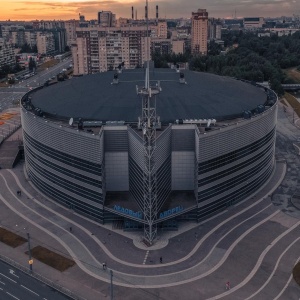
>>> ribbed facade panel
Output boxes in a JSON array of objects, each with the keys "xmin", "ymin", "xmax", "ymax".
[
  {"xmin": 172, "ymin": 151, "xmax": 195, "ymax": 190},
  {"xmin": 172, "ymin": 126, "xmax": 195, "ymax": 151},
  {"xmin": 104, "ymin": 127, "xmax": 128, "ymax": 152},
  {"xmin": 105, "ymin": 152, "xmax": 129, "ymax": 191},
  {"xmin": 195, "ymin": 105, "xmax": 277, "ymax": 220},
  {"xmin": 21, "ymin": 97, "xmax": 277, "ymax": 225},
  {"xmin": 22, "ymin": 110, "xmax": 103, "ymax": 164},
  {"xmin": 196, "ymin": 107, "xmax": 277, "ymax": 163},
  {"xmin": 156, "ymin": 126, "xmax": 172, "ymax": 210},
  {"xmin": 22, "ymin": 109, "xmax": 104, "ymax": 221},
  {"xmin": 128, "ymin": 126, "xmax": 143, "ymax": 169},
  {"xmin": 156, "ymin": 125, "xmax": 172, "ymax": 170}
]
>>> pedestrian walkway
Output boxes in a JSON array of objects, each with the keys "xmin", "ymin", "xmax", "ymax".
[{"xmin": 1, "ymin": 156, "xmax": 299, "ymax": 300}]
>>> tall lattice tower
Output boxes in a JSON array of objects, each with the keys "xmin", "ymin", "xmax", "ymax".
[{"xmin": 137, "ymin": 0, "xmax": 161, "ymax": 245}]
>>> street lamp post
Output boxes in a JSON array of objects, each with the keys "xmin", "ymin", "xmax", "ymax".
[
  {"xmin": 110, "ymin": 270, "xmax": 113, "ymax": 300},
  {"xmin": 27, "ymin": 232, "xmax": 33, "ymax": 272},
  {"xmin": 293, "ymin": 107, "xmax": 298, "ymax": 124}
]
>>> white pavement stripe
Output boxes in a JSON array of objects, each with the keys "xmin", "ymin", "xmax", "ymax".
[
  {"xmin": 9, "ymin": 166, "xmax": 283, "ymax": 270},
  {"xmin": 143, "ymin": 251, "xmax": 149, "ymax": 265},
  {"xmin": 6, "ymin": 292, "xmax": 20, "ymax": 300},
  {"xmin": 21, "ymin": 284, "xmax": 39, "ymax": 296},
  {"xmin": 205, "ymin": 220, "xmax": 300, "ymax": 300},
  {"xmin": 245, "ymin": 237, "xmax": 300, "ymax": 300},
  {"xmin": 0, "ymin": 167, "xmax": 286, "ymax": 288},
  {"xmin": 1, "ymin": 170, "xmax": 283, "ymax": 289},
  {"xmin": 273, "ymin": 273, "xmax": 295, "ymax": 300},
  {"xmin": 0, "ymin": 280, "xmax": 5, "ymax": 285},
  {"xmin": 0, "ymin": 273, "xmax": 17, "ymax": 283}
]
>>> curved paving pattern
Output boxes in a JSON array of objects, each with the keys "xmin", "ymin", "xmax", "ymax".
[{"xmin": 0, "ymin": 102, "xmax": 299, "ymax": 299}]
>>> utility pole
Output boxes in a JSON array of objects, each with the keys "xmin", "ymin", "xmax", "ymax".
[
  {"xmin": 110, "ymin": 270, "xmax": 113, "ymax": 300},
  {"xmin": 27, "ymin": 232, "xmax": 33, "ymax": 272}
]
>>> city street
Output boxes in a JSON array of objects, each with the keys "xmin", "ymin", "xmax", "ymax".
[
  {"xmin": 0, "ymin": 58, "xmax": 72, "ymax": 112},
  {"xmin": 0, "ymin": 260, "xmax": 71, "ymax": 300}
]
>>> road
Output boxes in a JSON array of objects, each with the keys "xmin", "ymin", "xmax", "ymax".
[
  {"xmin": 0, "ymin": 260, "xmax": 71, "ymax": 300},
  {"xmin": 0, "ymin": 58, "xmax": 72, "ymax": 112}
]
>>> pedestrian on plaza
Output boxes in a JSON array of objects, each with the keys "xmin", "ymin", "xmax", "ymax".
[
  {"xmin": 69, "ymin": 226, "xmax": 72, "ymax": 232},
  {"xmin": 225, "ymin": 281, "xmax": 231, "ymax": 290},
  {"xmin": 160, "ymin": 257, "xmax": 162, "ymax": 263},
  {"xmin": 103, "ymin": 262, "xmax": 107, "ymax": 270}
]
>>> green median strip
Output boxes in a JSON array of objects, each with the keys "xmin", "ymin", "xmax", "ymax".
[
  {"xmin": 0, "ymin": 228, "xmax": 27, "ymax": 248},
  {"xmin": 26, "ymin": 245, "xmax": 75, "ymax": 272}
]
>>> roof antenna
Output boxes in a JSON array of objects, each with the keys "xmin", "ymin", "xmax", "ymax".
[{"xmin": 145, "ymin": 0, "xmax": 150, "ymax": 90}]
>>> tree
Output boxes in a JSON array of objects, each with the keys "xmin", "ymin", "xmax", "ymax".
[{"xmin": 28, "ymin": 57, "xmax": 36, "ymax": 71}]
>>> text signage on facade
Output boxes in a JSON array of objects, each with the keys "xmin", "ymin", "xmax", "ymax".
[
  {"xmin": 113, "ymin": 205, "xmax": 143, "ymax": 219},
  {"xmin": 159, "ymin": 206, "xmax": 184, "ymax": 219}
]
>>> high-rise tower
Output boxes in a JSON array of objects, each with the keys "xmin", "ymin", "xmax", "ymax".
[{"xmin": 191, "ymin": 9, "xmax": 208, "ymax": 55}]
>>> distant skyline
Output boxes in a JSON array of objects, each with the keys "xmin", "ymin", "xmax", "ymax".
[{"xmin": 1, "ymin": 0, "xmax": 300, "ymax": 21}]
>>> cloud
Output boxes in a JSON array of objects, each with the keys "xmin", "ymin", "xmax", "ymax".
[{"xmin": 4, "ymin": 0, "xmax": 300, "ymax": 20}]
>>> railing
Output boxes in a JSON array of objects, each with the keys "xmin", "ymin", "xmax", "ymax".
[{"xmin": 0, "ymin": 254, "xmax": 87, "ymax": 300}]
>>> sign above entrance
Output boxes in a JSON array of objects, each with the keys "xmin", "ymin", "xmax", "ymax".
[
  {"xmin": 113, "ymin": 205, "xmax": 143, "ymax": 219},
  {"xmin": 159, "ymin": 206, "xmax": 184, "ymax": 219}
]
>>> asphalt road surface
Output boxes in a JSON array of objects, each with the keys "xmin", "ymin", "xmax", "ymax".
[
  {"xmin": 0, "ymin": 58, "xmax": 72, "ymax": 112},
  {"xmin": 0, "ymin": 260, "xmax": 72, "ymax": 300}
]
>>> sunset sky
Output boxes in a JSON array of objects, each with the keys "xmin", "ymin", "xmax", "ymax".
[{"xmin": 1, "ymin": 0, "xmax": 299, "ymax": 21}]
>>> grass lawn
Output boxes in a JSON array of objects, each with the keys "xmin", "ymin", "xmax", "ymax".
[
  {"xmin": 283, "ymin": 67, "xmax": 300, "ymax": 83},
  {"xmin": 0, "ymin": 228, "xmax": 27, "ymax": 248},
  {"xmin": 293, "ymin": 261, "xmax": 300, "ymax": 286},
  {"xmin": 26, "ymin": 245, "xmax": 75, "ymax": 272},
  {"xmin": 283, "ymin": 92, "xmax": 300, "ymax": 118}
]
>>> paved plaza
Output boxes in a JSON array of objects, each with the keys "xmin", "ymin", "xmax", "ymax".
[{"xmin": 0, "ymin": 102, "xmax": 300, "ymax": 299}]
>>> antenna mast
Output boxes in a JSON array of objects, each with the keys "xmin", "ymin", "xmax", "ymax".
[{"xmin": 137, "ymin": 0, "xmax": 160, "ymax": 245}]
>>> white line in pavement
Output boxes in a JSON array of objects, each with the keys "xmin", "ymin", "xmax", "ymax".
[
  {"xmin": 245, "ymin": 238, "xmax": 300, "ymax": 300},
  {"xmin": 0, "ymin": 280, "xmax": 5, "ymax": 285},
  {"xmin": 143, "ymin": 251, "xmax": 149, "ymax": 265},
  {"xmin": 0, "ymin": 174, "xmax": 282, "ymax": 288},
  {"xmin": 0, "ymin": 167, "xmax": 288, "ymax": 288},
  {"xmin": 0, "ymin": 273, "xmax": 17, "ymax": 283},
  {"xmin": 9, "ymin": 165, "xmax": 285, "ymax": 270},
  {"xmin": 206, "ymin": 221, "xmax": 300, "ymax": 300},
  {"xmin": 273, "ymin": 272, "xmax": 295, "ymax": 300},
  {"xmin": 21, "ymin": 284, "xmax": 39, "ymax": 296},
  {"xmin": 6, "ymin": 292, "xmax": 20, "ymax": 300}
]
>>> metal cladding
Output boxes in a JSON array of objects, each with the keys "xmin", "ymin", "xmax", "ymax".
[{"xmin": 21, "ymin": 68, "xmax": 278, "ymax": 242}]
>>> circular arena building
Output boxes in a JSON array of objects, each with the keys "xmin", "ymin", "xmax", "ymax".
[{"xmin": 20, "ymin": 68, "xmax": 277, "ymax": 236}]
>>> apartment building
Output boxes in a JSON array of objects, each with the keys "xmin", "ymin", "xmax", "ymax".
[
  {"xmin": 98, "ymin": 11, "xmax": 116, "ymax": 27},
  {"xmin": 11, "ymin": 30, "xmax": 37, "ymax": 48},
  {"xmin": 72, "ymin": 26, "xmax": 150, "ymax": 75},
  {"xmin": 64, "ymin": 20, "xmax": 79, "ymax": 46},
  {"xmin": 191, "ymin": 9, "xmax": 208, "ymax": 55},
  {"xmin": 0, "ymin": 38, "xmax": 16, "ymax": 68},
  {"xmin": 151, "ymin": 38, "xmax": 172, "ymax": 55},
  {"xmin": 36, "ymin": 32, "xmax": 55, "ymax": 55},
  {"xmin": 172, "ymin": 40, "xmax": 185, "ymax": 54},
  {"xmin": 150, "ymin": 21, "xmax": 168, "ymax": 38},
  {"xmin": 208, "ymin": 18, "xmax": 222, "ymax": 41},
  {"xmin": 243, "ymin": 17, "xmax": 265, "ymax": 29}
]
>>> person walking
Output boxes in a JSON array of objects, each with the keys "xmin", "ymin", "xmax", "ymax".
[
  {"xmin": 102, "ymin": 262, "xmax": 107, "ymax": 270},
  {"xmin": 160, "ymin": 257, "xmax": 162, "ymax": 263},
  {"xmin": 225, "ymin": 281, "xmax": 231, "ymax": 290}
]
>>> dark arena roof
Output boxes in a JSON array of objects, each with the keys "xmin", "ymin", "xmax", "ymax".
[{"xmin": 31, "ymin": 68, "xmax": 267, "ymax": 123}]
